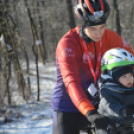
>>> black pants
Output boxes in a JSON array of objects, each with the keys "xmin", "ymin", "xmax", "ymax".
[{"xmin": 52, "ymin": 110, "xmax": 90, "ymax": 134}]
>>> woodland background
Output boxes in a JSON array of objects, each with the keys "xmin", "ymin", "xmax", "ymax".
[{"xmin": 0, "ymin": 0, "xmax": 134, "ymax": 104}]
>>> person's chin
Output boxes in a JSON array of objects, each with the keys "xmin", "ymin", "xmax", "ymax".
[
  {"xmin": 93, "ymin": 38, "xmax": 101, "ymax": 42},
  {"xmin": 126, "ymin": 83, "xmax": 133, "ymax": 88}
]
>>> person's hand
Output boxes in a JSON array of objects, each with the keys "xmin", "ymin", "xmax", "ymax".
[
  {"xmin": 120, "ymin": 108, "xmax": 134, "ymax": 116},
  {"xmin": 87, "ymin": 109, "xmax": 116, "ymax": 130}
]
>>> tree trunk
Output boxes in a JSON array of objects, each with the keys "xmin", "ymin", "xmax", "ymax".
[
  {"xmin": 113, "ymin": 0, "xmax": 121, "ymax": 36},
  {"xmin": 65, "ymin": 0, "xmax": 76, "ymax": 29}
]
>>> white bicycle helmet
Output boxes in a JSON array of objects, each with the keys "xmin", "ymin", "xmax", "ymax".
[{"xmin": 101, "ymin": 48, "xmax": 134, "ymax": 73}]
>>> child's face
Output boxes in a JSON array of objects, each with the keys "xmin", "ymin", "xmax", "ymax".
[{"xmin": 118, "ymin": 73, "xmax": 134, "ymax": 88}]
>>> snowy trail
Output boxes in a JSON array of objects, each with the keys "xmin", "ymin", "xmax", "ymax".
[
  {"xmin": 0, "ymin": 62, "xmax": 87, "ymax": 134},
  {"xmin": 0, "ymin": 62, "xmax": 56, "ymax": 134}
]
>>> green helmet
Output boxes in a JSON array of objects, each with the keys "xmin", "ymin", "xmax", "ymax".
[{"xmin": 101, "ymin": 48, "xmax": 134, "ymax": 73}]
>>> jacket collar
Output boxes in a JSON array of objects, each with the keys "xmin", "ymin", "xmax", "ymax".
[{"xmin": 100, "ymin": 74, "xmax": 134, "ymax": 94}]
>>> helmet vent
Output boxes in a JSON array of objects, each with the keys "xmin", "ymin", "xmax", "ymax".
[
  {"xmin": 111, "ymin": 54, "xmax": 122, "ymax": 59},
  {"xmin": 122, "ymin": 52, "xmax": 127, "ymax": 56}
]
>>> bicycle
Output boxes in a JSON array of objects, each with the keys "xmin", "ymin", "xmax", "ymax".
[{"xmin": 82, "ymin": 115, "xmax": 134, "ymax": 134}]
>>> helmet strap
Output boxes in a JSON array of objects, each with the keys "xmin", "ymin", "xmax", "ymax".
[{"xmin": 80, "ymin": 26, "xmax": 93, "ymax": 43}]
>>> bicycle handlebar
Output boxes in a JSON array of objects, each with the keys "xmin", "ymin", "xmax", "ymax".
[
  {"xmin": 106, "ymin": 115, "xmax": 134, "ymax": 134},
  {"xmin": 93, "ymin": 115, "xmax": 134, "ymax": 134},
  {"xmin": 115, "ymin": 115, "xmax": 134, "ymax": 127}
]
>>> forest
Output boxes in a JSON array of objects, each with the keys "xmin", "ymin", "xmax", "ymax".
[
  {"xmin": 0, "ymin": 0, "xmax": 134, "ymax": 104},
  {"xmin": 0, "ymin": 0, "xmax": 133, "ymax": 133}
]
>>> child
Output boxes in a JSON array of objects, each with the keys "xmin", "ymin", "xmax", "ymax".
[{"xmin": 98, "ymin": 48, "xmax": 134, "ymax": 133}]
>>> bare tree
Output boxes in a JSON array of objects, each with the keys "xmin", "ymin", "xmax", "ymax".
[
  {"xmin": 65, "ymin": 0, "xmax": 76, "ymax": 29},
  {"xmin": 113, "ymin": 0, "xmax": 121, "ymax": 36}
]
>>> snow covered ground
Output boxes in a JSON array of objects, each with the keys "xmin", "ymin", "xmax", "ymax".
[
  {"xmin": 0, "ymin": 62, "xmax": 89, "ymax": 134},
  {"xmin": 0, "ymin": 62, "xmax": 56, "ymax": 134}
]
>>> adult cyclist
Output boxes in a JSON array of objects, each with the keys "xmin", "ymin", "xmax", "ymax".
[{"xmin": 51, "ymin": 0, "xmax": 134, "ymax": 134}]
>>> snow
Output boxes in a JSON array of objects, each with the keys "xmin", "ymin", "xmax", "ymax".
[
  {"xmin": 0, "ymin": 62, "xmax": 56, "ymax": 134},
  {"xmin": 0, "ymin": 62, "xmax": 88, "ymax": 134}
]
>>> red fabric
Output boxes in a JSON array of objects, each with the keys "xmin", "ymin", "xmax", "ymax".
[{"xmin": 56, "ymin": 26, "xmax": 134, "ymax": 116}]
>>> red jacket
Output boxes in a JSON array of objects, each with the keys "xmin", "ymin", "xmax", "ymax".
[{"xmin": 51, "ymin": 26, "xmax": 134, "ymax": 116}]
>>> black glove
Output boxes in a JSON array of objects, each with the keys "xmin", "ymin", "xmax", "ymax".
[
  {"xmin": 120, "ymin": 108, "xmax": 134, "ymax": 116},
  {"xmin": 87, "ymin": 109, "xmax": 116, "ymax": 130}
]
